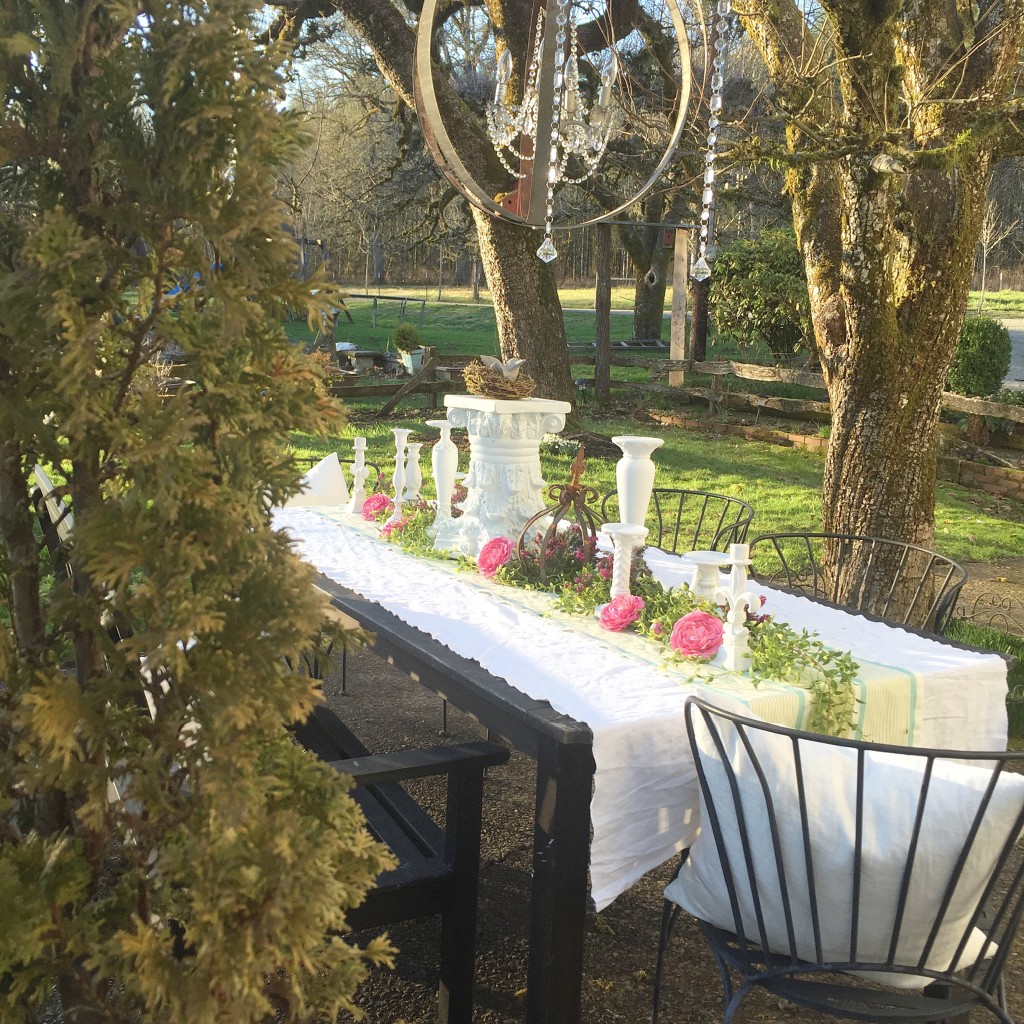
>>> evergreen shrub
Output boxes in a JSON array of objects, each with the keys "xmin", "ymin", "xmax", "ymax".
[
  {"xmin": 710, "ymin": 229, "xmax": 814, "ymax": 360},
  {"xmin": 946, "ymin": 316, "xmax": 1012, "ymax": 397},
  {"xmin": 392, "ymin": 322, "xmax": 423, "ymax": 352},
  {"xmin": 0, "ymin": 4, "xmax": 393, "ymax": 1022}
]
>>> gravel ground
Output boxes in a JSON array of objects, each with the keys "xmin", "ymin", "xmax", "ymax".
[{"xmin": 324, "ymin": 647, "xmax": 1024, "ymax": 1024}]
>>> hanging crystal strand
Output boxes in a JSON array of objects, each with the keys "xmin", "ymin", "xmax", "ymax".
[
  {"xmin": 691, "ymin": 0, "xmax": 732, "ymax": 282},
  {"xmin": 536, "ymin": 0, "xmax": 572, "ymax": 263}
]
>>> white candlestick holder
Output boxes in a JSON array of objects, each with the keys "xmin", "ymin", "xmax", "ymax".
[
  {"xmin": 403, "ymin": 442, "xmax": 424, "ymax": 502},
  {"xmin": 346, "ymin": 436, "xmax": 369, "ymax": 514},
  {"xmin": 714, "ymin": 543, "xmax": 758, "ymax": 673},
  {"xmin": 389, "ymin": 428, "xmax": 411, "ymax": 523},
  {"xmin": 601, "ymin": 522, "xmax": 648, "ymax": 599},
  {"xmin": 426, "ymin": 418, "xmax": 458, "ymax": 538}
]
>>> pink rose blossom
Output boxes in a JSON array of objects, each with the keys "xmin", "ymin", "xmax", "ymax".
[
  {"xmin": 670, "ymin": 610, "xmax": 725, "ymax": 660},
  {"xmin": 651, "ymin": 620, "xmax": 665, "ymax": 637},
  {"xmin": 380, "ymin": 516, "xmax": 409, "ymax": 538},
  {"xmin": 362, "ymin": 493, "xmax": 393, "ymax": 521},
  {"xmin": 478, "ymin": 536, "xmax": 515, "ymax": 578},
  {"xmin": 599, "ymin": 595, "xmax": 645, "ymax": 632}
]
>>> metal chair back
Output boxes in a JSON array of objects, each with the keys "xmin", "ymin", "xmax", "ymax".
[
  {"xmin": 601, "ymin": 488, "xmax": 754, "ymax": 553},
  {"xmin": 748, "ymin": 532, "xmax": 967, "ymax": 633},
  {"xmin": 654, "ymin": 698, "xmax": 1024, "ymax": 1024}
]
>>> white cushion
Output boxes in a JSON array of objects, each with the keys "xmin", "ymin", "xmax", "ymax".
[
  {"xmin": 667, "ymin": 705, "xmax": 1024, "ymax": 989},
  {"xmin": 284, "ymin": 452, "xmax": 349, "ymax": 507}
]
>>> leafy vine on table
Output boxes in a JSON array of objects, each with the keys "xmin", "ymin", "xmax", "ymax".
[{"xmin": 362, "ymin": 498, "xmax": 859, "ymax": 737}]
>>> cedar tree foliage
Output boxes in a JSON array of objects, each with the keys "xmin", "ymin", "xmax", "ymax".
[{"xmin": 0, "ymin": 3, "xmax": 393, "ymax": 1022}]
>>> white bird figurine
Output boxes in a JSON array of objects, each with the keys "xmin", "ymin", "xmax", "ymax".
[{"xmin": 480, "ymin": 355, "xmax": 527, "ymax": 380}]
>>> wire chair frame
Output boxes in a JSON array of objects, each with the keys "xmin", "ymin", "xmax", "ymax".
[
  {"xmin": 653, "ymin": 699, "xmax": 1024, "ymax": 1024},
  {"xmin": 601, "ymin": 489, "xmax": 754, "ymax": 553},
  {"xmin": 748, "ymin": 532, "xmax": 967, "ymax": 634}
]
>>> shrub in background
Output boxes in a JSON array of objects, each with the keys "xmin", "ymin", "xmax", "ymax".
[
  {"xmin": 391, "ymin": 321, "xmax": 423, "ymax": 352},
  {"xmin": 710, "ymin": 229, "xmax": 814, "ymax": 360},
  {"xmin": 0, "ymin": 4, "xmax": 392, "ymax": 1022},
  {"xmin": 946, "ymin": 316, "xmax": 1012, "ymax": 397}
]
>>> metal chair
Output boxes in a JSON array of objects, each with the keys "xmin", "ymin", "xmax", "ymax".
[
  {"xmin": 654, "ymin": 698, "xmax": 1024, "ymax": 1024},
  {"xmin": 748, "ymin": 532, "xmax": 967, "ymax": 634},
  {"xmin": 600, "ymin": 489, "xmax": 754, "ymax": 553}
]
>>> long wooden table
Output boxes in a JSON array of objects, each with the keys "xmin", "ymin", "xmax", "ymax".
[
  {"xmin": 279, "ymin": 507, "xmax": 1008, "ymax": 1024},
  {"xmin": 312, "ymin": 572, "xmax": 596, "ymax": 1024}
]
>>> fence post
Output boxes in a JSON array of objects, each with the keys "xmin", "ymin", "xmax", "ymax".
[
  {"xmin": 594, "ymin": 222, "xmax": 612, "ymax": 404},
  {"xmin": 669, "ymin": 229, "xmax": 690, "ymax": 386}
]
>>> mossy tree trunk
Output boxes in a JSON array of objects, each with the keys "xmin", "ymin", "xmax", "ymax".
[{"xmin": 742, "ymin": 0, "xmax": 1023, "ymax": 609}]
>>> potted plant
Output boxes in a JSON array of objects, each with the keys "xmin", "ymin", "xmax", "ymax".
[{"xmin": 392, "ymin": 321, "xmax": 426, "ymax": 373}]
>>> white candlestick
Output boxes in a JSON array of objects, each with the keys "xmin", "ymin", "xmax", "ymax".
[
  {"xmin": 403, "ymin": 442, "xmax": 424, "ymax": 502},
  {"xmin": 389, "ymin": 428, "xmax": 411, "ymax": 523},
  {"xmin": 346, "ymin": 436, "xmax": 368, "ymax": 514},
  {"xmin": 602, "ymin": 522, "xmax": 648, "ymax": 599},
  {"xmin": 714, "ymin": 544, "xmax": 758, "ymax": 673},
  {"xmin": 426, "ymin": 418, "xmax": 458, "ymax": 538}
]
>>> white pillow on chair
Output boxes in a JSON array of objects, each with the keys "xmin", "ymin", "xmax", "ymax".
[
  {"xmin": 667, "ymin": 708, "xmax": 1024, "ymax": 989},
  {"xmin": 283, "ymin": 452, "xmax": 349, "ymax": 507}
]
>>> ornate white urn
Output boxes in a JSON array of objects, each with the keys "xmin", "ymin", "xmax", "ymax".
[
  {"xmin": 433, "ymin": 395, "xmax": 571, "ymax": 556},
  {"xmin": 612, "ymin": 435, "xmax": 664, "ymax": 528}
]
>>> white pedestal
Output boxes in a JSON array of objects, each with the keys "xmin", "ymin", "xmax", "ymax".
[{"xmin": 433, "ymin": 395, "xmax": 572, "ymax": 557}]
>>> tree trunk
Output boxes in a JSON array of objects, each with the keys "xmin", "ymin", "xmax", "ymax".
[
  {"xmin": 619, "ymin": 218, "xmax": 671, "ymax": 341},
  {"xmin": 474, "ymin": 209, "xmax": 575, "ymax": 408},
  {"xmin": 794, "ymin": 152, "xmax": 990, "ymax": 607}
]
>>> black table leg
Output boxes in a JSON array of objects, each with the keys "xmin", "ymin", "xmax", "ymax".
[{"xmin": 526, "ymin": 737, "xmax": 596, "ymax": 1024}]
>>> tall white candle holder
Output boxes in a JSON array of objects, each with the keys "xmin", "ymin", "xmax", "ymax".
[
  {"xmin": 612, "ymin": 435, "xmax": 664, "ymax": 528},
  {"xmin": 426, "ymin": 418, "xmax": 459, "ymax": 538},
  {"xmin": 602, "ymin": 523, "xmax": 648, "ymax": 599},
  {"xmin": 389, "ymin": 428, "xmax": 411, "ymax": 524},
  {"xmin": 714, "ymin": 543, "xmax": 759, "ymax": 674},
  {"xmin": 346, "ymin": 436, "xmax": 369, "ymax": 514},
  {"xmin": 403, "ymin": 442, "xmax": 424, "ymax": 502}
]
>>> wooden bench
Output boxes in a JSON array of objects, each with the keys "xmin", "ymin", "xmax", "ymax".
[{"xmin": 293, "ymin": 704, "xmax": 509, "ymax": 1024}]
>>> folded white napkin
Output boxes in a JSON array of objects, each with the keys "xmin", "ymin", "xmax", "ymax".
[{"xmin": 284, "ymin": 452, "xmax": 349, "ymax": 507}]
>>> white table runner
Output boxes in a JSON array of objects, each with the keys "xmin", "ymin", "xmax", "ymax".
[{"xmin": 275, "ymin": 507, "xmax": 1008, "ymax": 910}]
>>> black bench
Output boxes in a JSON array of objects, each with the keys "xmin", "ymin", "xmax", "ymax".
[{"xmin": 293, "ymin": 703, "xmax": 509, "ymax": 1024}]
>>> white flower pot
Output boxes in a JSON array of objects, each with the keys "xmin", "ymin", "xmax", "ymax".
[{"xmin": 399, "ymin": 348, "xmax": 425, "ymax": 374}]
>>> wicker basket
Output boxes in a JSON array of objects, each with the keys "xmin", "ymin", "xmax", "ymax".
[{"xmin": 462, "ymin": 360, "xmax": 537, "ymax": 400}]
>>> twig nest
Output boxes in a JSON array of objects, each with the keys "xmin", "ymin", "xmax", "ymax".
[{"xmin": 463, "ymin": 360, "xmax": 536, "ymax": 400}]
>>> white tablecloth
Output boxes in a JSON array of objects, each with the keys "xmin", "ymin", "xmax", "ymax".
[{"xmin": 275, "ymin": 507, "xmax": 1008, "ymax": 911}]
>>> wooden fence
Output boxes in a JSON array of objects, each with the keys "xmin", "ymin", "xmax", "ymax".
[{"xmin": 568, "ymin": 352, "xmax": 1024, "ymax": 428}]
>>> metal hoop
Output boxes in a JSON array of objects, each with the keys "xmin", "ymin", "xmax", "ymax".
[{"xmin": 413, "ymin": 0, "xmax": 693, "ymax": 231}]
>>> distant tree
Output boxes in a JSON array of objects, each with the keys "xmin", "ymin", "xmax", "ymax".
[{"xmin": 0, "ymin": 4, "xmax": 392, "ymax": 1021}]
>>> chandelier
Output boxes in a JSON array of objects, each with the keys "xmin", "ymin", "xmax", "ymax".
[
  {"xmin": 485, "ymin": 0, "xmax": 619, "ymax": 262},
  {"xmin": 413, "ymin": 0, "xmax": 691, "ymax": 259}
]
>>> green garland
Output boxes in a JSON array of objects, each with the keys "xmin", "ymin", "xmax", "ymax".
[{"xmin": 364, "ymin": 501, "xmax": 859, "ymax": 737}]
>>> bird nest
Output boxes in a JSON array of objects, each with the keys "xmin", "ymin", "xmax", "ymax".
[{"xmin": 462, "ymin": 360, "xmax": 536, "ymax": 400}]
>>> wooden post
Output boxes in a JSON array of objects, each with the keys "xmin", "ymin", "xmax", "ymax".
[
  {"xmin": 594, "ymin": 223, "xmax": 612, "ymax": 404},
  {"xmin": 669, "ymin": 229, "xmax": 689, "ymax": 386}
]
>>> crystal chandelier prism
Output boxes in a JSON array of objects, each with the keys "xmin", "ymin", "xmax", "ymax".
[{"xmin": 485, "ymin": 0, "xmax": 619, "ymax": 262}]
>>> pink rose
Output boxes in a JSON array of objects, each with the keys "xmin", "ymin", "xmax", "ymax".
[
  {"xmin": 478, "ymin": 536, "xmax": 514, "ymax": 578},
  {"xmin": 670, "ymin": 610, "xmax": 725, "ymax": 660},
  {"xmin": 599, "ymin": 595, "xmax": 645, "ymax": 632},
  {"xmin": 362, "ymin": 493, "xmax": 393, "ymax": 521},
  {"xmin": 380, "ymin": 516, "xmax": 409, "ymax": 537}
]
